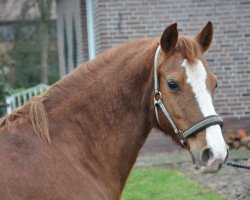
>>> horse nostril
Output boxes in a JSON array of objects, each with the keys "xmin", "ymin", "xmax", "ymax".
[{"xmin": 201, "ymin": 148, "xmax": 214, "ymax": 165}]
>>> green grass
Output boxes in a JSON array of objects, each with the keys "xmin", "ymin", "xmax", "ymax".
[{"xmin": 121, "ymin": 167, "xmax": 226, "ymax": 200}]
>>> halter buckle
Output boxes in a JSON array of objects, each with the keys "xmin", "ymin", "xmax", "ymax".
[
  {"xmin": 178, "ymin": 130, "xmax": 187, "ymax": 147},
  {"xmin": 154, "ymin": 91, "xmax": 162, "ymax": 102}
]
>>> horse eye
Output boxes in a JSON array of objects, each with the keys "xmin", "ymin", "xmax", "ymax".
[
  {"xmin": 167, "ymin": 80, "xmax": 180, "ymax": 91},
  {"xmin": 215, "ymin": 83, "xmax": 218, "ymax": 89}
]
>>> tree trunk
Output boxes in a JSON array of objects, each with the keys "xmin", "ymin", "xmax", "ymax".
[
  {"xmin": 39, "ymin": 22, "xmax": 49, "ymax": 85},
  {"xmin": 38, "ymin": 0, "xmax": 53, "ymax": 85}
]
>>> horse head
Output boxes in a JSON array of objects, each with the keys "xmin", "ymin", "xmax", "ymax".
[{"xmin": 154, "ymin": 22, "xmax": 228, "ymax": 173}]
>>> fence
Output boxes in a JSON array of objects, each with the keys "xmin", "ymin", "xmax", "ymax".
[{"xmin": 6, "ymin": 84, "xmax": 49, "ymax": 114}]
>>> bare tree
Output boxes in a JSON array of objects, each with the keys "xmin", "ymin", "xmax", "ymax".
[
  {"xmin": 17, "ymin": 0, "xmax": 54, "ymax": 85},
  {"xmin": 37, "ymin": 0, "xmax": 53, "ymax": 85}
]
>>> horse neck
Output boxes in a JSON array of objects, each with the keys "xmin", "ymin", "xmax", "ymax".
[{"xmin": 46, "ymin": 40, "xmax": 158, "ymax": 198}]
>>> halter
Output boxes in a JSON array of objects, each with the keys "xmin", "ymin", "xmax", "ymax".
[{"xmin": 153, "ymin": 45, "xmax": 223, "ymax": 146}]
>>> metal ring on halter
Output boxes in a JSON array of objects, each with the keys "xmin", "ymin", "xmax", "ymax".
[{"xmin": 154, "ymin": 91, "xmax": 162, "ymax": 102}]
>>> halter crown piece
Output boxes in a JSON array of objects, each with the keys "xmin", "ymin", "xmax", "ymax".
[{"xmin": 153, "ymin": 45, "xmax": 223, "ymax": 146}]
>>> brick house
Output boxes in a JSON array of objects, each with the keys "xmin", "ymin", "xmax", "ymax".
[{"xmin": 56, "ymin": 0, "xmax": 250, "ymax": 126}]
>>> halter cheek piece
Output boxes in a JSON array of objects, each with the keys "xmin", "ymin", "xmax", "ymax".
[{"xmin": 153, "ymin": 45, "xmax": 223, "ymax": 146}]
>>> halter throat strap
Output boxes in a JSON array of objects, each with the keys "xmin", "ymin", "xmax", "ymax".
[{"xmin": 153, "ymin": 45, "xmax": 223, "ymax": 144}]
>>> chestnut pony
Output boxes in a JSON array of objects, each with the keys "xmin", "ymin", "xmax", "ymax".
[{"xmin": 0, "ymin": 22, "xmax": 228, "ymax": 199}]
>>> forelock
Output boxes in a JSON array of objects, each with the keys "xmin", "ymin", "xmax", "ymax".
[{"xmin": 177, "ymin": 36, "xmax": 201, "ymax": 64}]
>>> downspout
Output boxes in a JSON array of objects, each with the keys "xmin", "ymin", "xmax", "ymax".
[{"xmin": 86, "ymin": 0, "xmax": 96, "ymax": 60}]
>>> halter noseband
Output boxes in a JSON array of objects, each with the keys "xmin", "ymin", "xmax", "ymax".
[{"xmin": 153, "ymin": 45, "xmax": 223, "ymax": 146}]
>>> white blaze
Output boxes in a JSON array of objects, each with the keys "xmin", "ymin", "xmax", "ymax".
[{"xmin": 182, "ymin": 59, "xmax": 228, "ymax": 162}]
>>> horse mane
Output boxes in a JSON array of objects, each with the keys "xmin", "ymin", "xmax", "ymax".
[
  {"xmin": 0, "ymin": 95, "xmax": 50, "ymax": 143},
  {"xmin": 177, "ymin": 36, "xmax": 201, "ymax": 64}
]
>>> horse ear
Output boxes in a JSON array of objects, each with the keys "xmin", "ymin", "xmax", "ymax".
[
  {"xmin": 160, "ymin": 23, "xmax": 178, "ymax": 52},
  {"xmin": 196, "ymin": 21, "xmax": 213, "ymax": 52}
]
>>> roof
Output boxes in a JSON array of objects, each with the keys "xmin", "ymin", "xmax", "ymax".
[{"xmin": 0, "ymin": 0, "xmax": 56, "ymax": 23}]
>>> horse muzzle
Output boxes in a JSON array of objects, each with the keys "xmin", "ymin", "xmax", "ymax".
[{"xmin": 192, "ymin": 147, "xmax": 229, "ymax": 173}]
